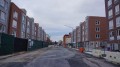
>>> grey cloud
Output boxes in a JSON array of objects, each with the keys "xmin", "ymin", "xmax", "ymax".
[{"xmin": 12, "ymin": 0, "xmax": 105, "ymax": 41}]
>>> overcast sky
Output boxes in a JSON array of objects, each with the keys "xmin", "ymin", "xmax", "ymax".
[{"xmin": 12, "ymin": 0, "xmax": 105, "ymax": 41}]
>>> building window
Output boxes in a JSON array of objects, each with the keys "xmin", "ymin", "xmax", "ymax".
[
  {"xmin": 0, "ymin": 0, "xmax": 5, "ymax": 7},
  {"xmin": 27, "ymin": 27, "xmax": 30, "ymax": 33},
  {"xmin": 96, "ymin": 20, "xmax": 100, "ymax": 25},
  {"xmin": 35, "ymin": 32, "xmax": 36, "ymax": 36},
  {"xmin": 115, "ymin": 4, "xmax": 119, "ymax": 15},
  {"xmin": 22, "ymin": 24, "xmax": 25, "ymax": 31},
  {"xmin": 0, "ymin": 25, "xmax": 5, "ymax": 33},
  {"xmin": 108, "ymin": 0, "xmax": 112, "ymax": 7},
  {"xmin": 116, "ymin": 16, "xmax": 120, "ymax": 27},
  {"xmin": 27, "ymin": 21, "xmax": 30, "ymax": 26},
  {"xmin": 13, "ymin": 11, "xmax": 18, "ymax": 19},
  {"xmin": 96, "ymin": 27, "xmax": 100, "ymax": 32},
  {"xmin": 108, "ymin": 9, "xmax": 113, "ymax": 18},
  {"xmin": 21, "ymin": 32, "xmax": 25, "ymax": 38},
  {"xmin": 5, "ymin": 1, "xmax": 8, "ymax": 10},
  {"xmin": 22, "ymin": 15, "xmax": 26, "ymax": 23},
  {"xmin": 109, "ymin": 31, "xmax": 114, "ymax": 40},
  {"xmin": 96, "ymin": 34, "xmax": 100, "ymax": 39},
  {"xmin": 11, "ymin": 30, "xmax": 16, "ymax": 37},
  {"xmin": 0, "ymin": 11, "xmax": 5, "ymax": 21},
  {"xmin": 117, "ymin": 29, "xmax": 120, "ymax": 36},
  {"xmin": 109, "ymin": 31, "xmax": 114, "ymax": 37},
  {"xmin": 12, "ymin": 20, "xmax": 17, "ymax": 28},
  {"xmin": 109, "ymin": 20, "xmax": 114, "ymax": 29}
]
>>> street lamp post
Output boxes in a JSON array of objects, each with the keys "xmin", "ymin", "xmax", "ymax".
[
  {"xmin": 64, "ymin": 25, "xmax": 74, "ymax": 30},
  {"xmin": 64, "ymin": 25, "xmax": 74, "ymax": 47}
]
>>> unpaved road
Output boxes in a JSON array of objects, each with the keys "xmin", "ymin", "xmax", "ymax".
[{"xmin": 0, "ymin": 47, "xmax": 119, "ymax": 67}]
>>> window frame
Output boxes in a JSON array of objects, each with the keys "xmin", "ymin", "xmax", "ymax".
[
  {"xmin": 96, "ymin": 34, "xmax": 100, "ymax": 39},
  {"xmin": 109, "ymin": 20, "xmax": 114, "ymax": 29},
  {"xmin": 117, "ymin": 29, "xmax": 120, "ymax": 36},
  {"xmin": 108, "ymin": 9, "xmax": 113, "ymax": 18},
  {"xmin": 13, "ymin": 11, "xmax": 18, "ymax": 19},
  {"xmin": 0, "ymin": 25, "xmax": 5, "ymax": 33},
  {"xmin": 115, "ymin": 4, "xmax": 119, "ymax": 15},
  {"xmin": 96, "ymin": 20, "xmax": 100, "ymax": 25},
  {"xmin": 0, "ymin": 11, "xmax": 6, "ymax": 21},
  {"xmin": 116, "ymin": 16, "xmax": 120, "ymax": 27},
  {"xmin": 95, "ymin": 27, "xmax": 100, "ymax": 32},
  {"xmin": 108, "ymin": 0, "xmax": 112, "ymax": 7},
  {"xmin": 12, "ymin": 20, "xmax": 17, "ymax": 28}
]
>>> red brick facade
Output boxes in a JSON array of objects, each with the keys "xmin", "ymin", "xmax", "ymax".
[
  {"xmin": 34, "ymin": 23, "xmax": 39, "ymax": 40},
  {"xmin": 63, "ymin": 34, "xmax": 71, "ymax": 48},
  {"xmin": 83, "ymin": 16, "xmax": 107, "ymax": 50},
  {"xmin": 8, "ymin": 2, "xmax": 22, "ymax": 38},
  {"xmin": 105, "ymin": 0, "xmax": 120, "ymax": 51}
]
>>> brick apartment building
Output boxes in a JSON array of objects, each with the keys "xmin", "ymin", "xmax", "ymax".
[
  {"xmin": 43, "ymin": 30, "xmax": 47, "ymax": 41},
  {"xmin": 79, "ymin": 23, "xmax": 82, "ymax": 43},
  {"xmin": 71, "ymin": 31, "xmax": 74, "ymax": 43},
  {"xmin": 63, "ymin": 33, "xmax": 71, "ymax": 48},
  {"xmin": 76, "ymin": 23, "xmax": 82, "ymax": 47},
  {"xmin": 82, "ymin": 16, "xmax": 107, "ymax": 51},
  {"xmin": 37, "ymin": 27, "xmax": 41, "ymax": 41},
  {"xmin": 39, "ymin": 27, "xmax": 43, "ymax": 41},
  {"xmin": 30, "ymin": 18, "xmax": 35, "ymax": 39},
  {"xmin": 76, "ymin": 26, "xmax": 79, "ymax": 43},
  {"xmin": 8, "ymin": 2, "xmax": 22, "ymax": 37},
  {"xmin": 26, "ymin": 16, "xmax": 31, "ymax": 39},
  {"xmin": 71, "ymin": 29, "xmax": 76, "ymax": 43},
  {"xmin": 81, "ymin": 22, "xmax": 85, "ymax": 43},
  {"xmin": 20, "ymin": 9, "xmax": 27, "ymax": 39},
  {"xmin": 76, "ymin": 26, "xmax": 81, "ymax": 47},
  {"xmin": 64, "ymin": 17, "xmax": 107, "ymax": 50},
  {"xmin": 105, "ymin": 0, "xmax": 120, "ymax": 51},
  {"xmin": 25, "ymin": 16, "xmax": 35, "ymax": 39},
  {"xmin": 41, "ymin": 29, "xmax": 45, "ymax": 41},
  {"xmin": 8, "ymin": 2, "xmax": 27, "ymax": 39},
  {"xmin": 34, "ymin": 23, "xmax": 39, "ymax": 40},
  {"xmin": 0, "ymin": 0, "xmax": 11, "ymax": 34},
  {"xmin": 0, "ymin": 1, "xmax": 49, "ymax": 41}
]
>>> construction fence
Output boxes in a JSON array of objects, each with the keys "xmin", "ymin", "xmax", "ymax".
[{"xmin": 0, "ymin": 33, "xmax": 49, "ymax": 56}]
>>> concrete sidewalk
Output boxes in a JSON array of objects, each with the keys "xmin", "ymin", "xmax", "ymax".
[{"xmin": 0, "ymin": 52, "xmax": 26, "ymax": 60}]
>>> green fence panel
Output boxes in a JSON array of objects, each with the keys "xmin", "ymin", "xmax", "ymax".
[
  {"xmin": 0, "ymin": 33, "xmax": 14, "ymax": 55},
  {"xmin": 42, "ymin": 42, "xmax": 49, "ymax": 48},
  {"xmin": 27, "ymin": 39, "xmax": 43, "ymax": 51}
]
